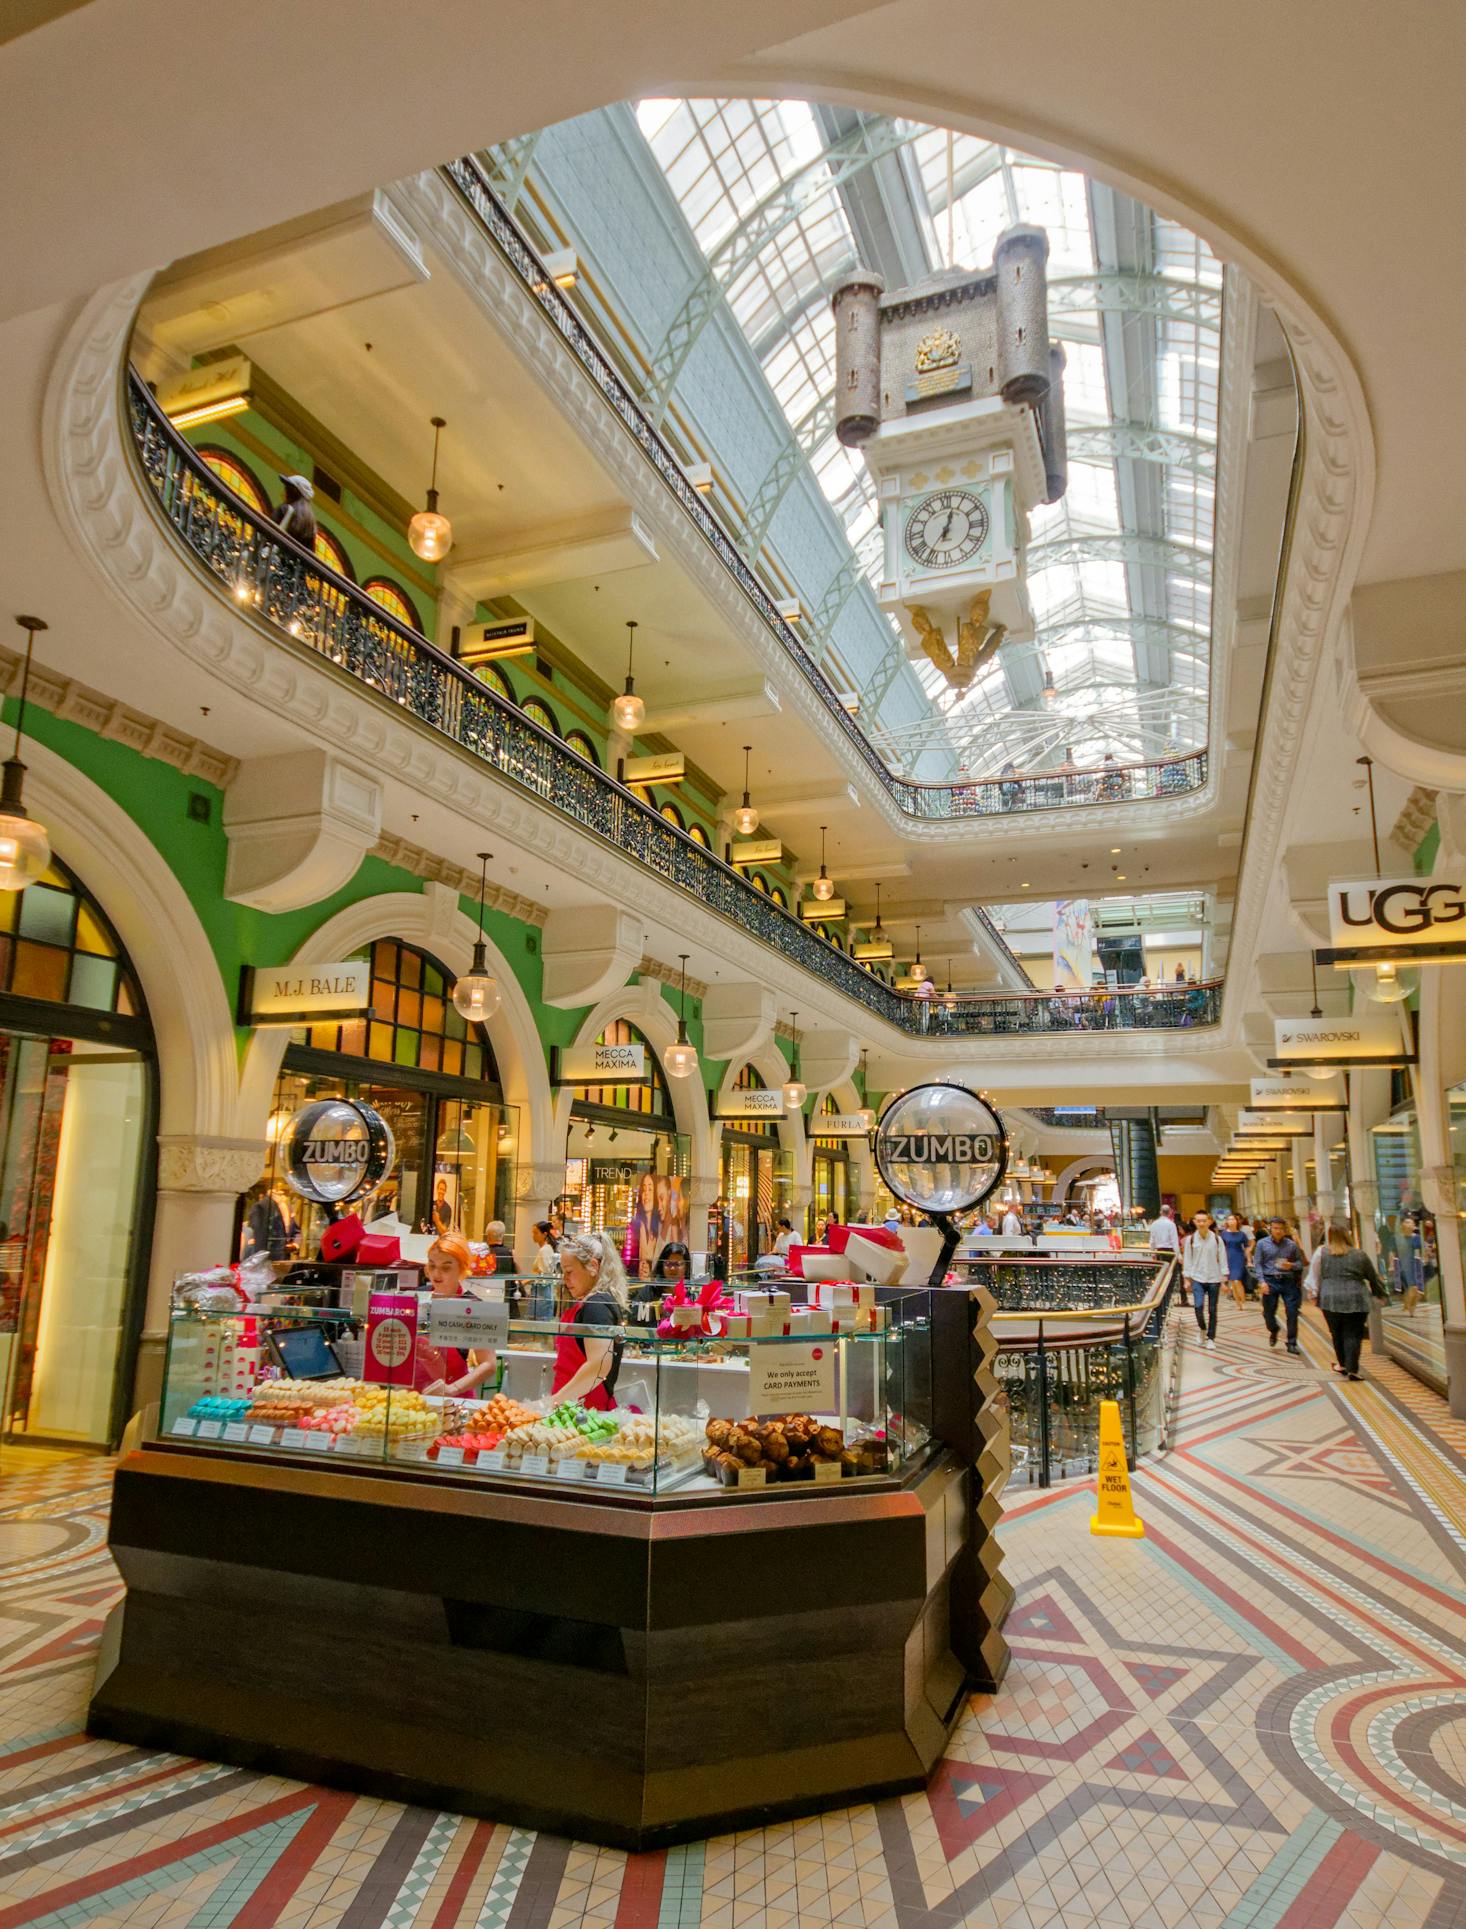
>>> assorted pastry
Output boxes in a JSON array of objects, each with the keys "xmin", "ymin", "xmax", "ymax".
[{"xmin": 701, "ymin": 1414, "xmax": 887, "ymax": 1484}]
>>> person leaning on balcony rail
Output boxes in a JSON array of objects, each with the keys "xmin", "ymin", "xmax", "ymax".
[
  {"xmin": 998, "ymin": 759, "xmax": 1022, "ymax": 810},
  {"xmin": 1309, "ymin": 1222, "xmax": 1385, "ymax": 1380},
  {"xmin": 1182, "ymin": 1209, "xmax": 1228, "ymax": 1347},
  {"xmin": 274, "ymin": 473, "xmax": 317, "ymax": 550},
  {"xmin": 1097, "ymin": 751, "xmax": 1129, "ymax": 801}
]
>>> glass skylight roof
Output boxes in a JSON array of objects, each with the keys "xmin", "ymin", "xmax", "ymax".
[{"xmin": 633, "ymin": 98, "xmax": 1223, "ymax": 781}]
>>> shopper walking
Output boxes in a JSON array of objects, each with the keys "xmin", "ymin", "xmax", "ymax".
[
  {"xmin": 1183, "ymin": 1210, "xmax": 1228, "ymax": 1345},
  {"xmin": 1313, "ymin": 1222, "xmax": 1385, "ymax": 1380},
  {"xmin": 1220, "ymin": 1211, "xmax": 1253, "ymax": 1304},
  {"xmin": 1148, "ymin": 1204, "xmax": 1181, "ymax": 1259},
  {"xmin": 1254, "ymin": 1215, "xmax": 1307, "ymax": 1354}
]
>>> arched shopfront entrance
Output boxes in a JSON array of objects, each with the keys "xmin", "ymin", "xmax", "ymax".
[
  {"xmin": 242, "ymin": 936, "xmax": 518, "ymax": 1258},
  {"xmin": 718, "ymin": 1064, "xmax": 795, "ymax": 1269},
  {"xmin": 0, "ymin": 855, "xmax": 156, "ymax": 1448}
]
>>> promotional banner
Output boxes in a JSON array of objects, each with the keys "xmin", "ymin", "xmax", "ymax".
[
  {"xmin": 364, "ymin": 1291, "xmax": 418, "ymax": 1386},
  {"xmin": 1270, "ymin": 1011, "xmax": 1414, "ymax": 1067},
  {"xmin": 1249, "ymin": 1076, "xmax": 1345, "ymax": 1113},
  {"xmin": 1053, "ymin": 899, "xmax": 1096, "ymax": 989},
  {"xmin": 1320, "ymin": 875, "xmax": 1466, "ymax": 964}
]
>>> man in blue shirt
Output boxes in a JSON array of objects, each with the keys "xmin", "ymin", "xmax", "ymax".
[{"xmin": 1254, "ymin": 1216, "xmax": 1306, "ymax": 1353}]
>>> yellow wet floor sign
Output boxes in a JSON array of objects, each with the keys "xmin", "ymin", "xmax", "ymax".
[{"xmin": 1090, "ymin": 1399, "xmax": 1144, "ymax": 1538}]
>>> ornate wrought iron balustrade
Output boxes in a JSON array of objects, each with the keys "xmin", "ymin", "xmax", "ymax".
[
  {"xmin": 440, "ymin": 156, "xmax": 1209, "ymax": 822},
  {"xmin": 125, "ymin": 368, "xmax": 1220, "ymax": 1039}
]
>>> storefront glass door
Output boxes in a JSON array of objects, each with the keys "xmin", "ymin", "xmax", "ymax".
[{"xmin": 0, "ymin": 1035, "xmax": 149, "ymax": 1444}]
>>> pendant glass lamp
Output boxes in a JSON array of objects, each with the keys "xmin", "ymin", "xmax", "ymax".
[
  {"xmin": 733, "ymin": 745, "xmax": 759, "ymax": 836},
  {"xmin": 0, "ymin": 618, "xmax": 52, "ymax": 892},
  {"xmin": 452, "ymin": 852, "xmax": 502, "ymax": 1022},
  {"xmin": 781, "ymin": 1011, "xmax": 806, "ymax": 1111},
  {"xmin": 911, "ymin": 924, "xmax": 930, "ymax": 983},
  {"xmin": 942, "ymin": 965, "xmax": 957, "ymax": 1009},
  {"xmin": 407, "ymin": 416, "xmax": 453, "ymax": 561},
  {"xmin": 1362, "ymin": 960, "xmax": 1415, "ymax": 1004},
  {"xmin": 1040, "ymin": 660, "xmax": 1058, "ymax": 704},
  {"xmin": 871, "ymin": 880, "xmax": 886, "ymax": 941},
  {"xmin": 610, "ymin": 620, "xmax": 646, "ymax": 732},
  {"xmin": 665, "ymin": 952, "xmax": 699, "ymax": 1079},
  {"xmin": 812, "ymin": 824, "xmax": 835, "ymax": 901}
]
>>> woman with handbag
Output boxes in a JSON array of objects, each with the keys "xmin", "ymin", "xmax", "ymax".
[{"xmin": 1312, "ymin": 1223, "xmax": 1386, "ymax": 1381}]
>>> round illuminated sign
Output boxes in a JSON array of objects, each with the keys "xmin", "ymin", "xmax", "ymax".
[
  {"xmin": 282, "ymin": 1098, "xmax": 395, "ymax": 1205},
  {"xmin": 874, "ymin": 1082, "xmax": 1007, "ymax": 1215}
]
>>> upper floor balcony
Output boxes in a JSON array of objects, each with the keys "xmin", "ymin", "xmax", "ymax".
[{"xmin": 126, "ymin": 364, "xmax": 1221, "ymax": 1041}]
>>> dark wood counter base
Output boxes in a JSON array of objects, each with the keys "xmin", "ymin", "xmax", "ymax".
[{"xmin": 90, "ymin": 1445, "xmax": 978, "ymax": 1850}]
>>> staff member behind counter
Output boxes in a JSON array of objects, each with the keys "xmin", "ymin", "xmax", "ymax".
[
  {"xmin": 415, "ymin": 1234, "xmax": 500, "ymax": 1399},
  {"xmin": 551, "ymin": 1231, "xmax": 628, "ymax": 1410}
]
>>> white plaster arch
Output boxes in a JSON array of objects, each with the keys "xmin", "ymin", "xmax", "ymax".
[
  {"xmin": 235, "ymin": 886, "xmax": 554, "ymax": 1167},
  {"xmin": 1052, "ymin": 1154, "xmax": 1114, "ymax": 1201},
  {"xmin": 550, "ymin": 978, "xmax": 714, "ymax": 1191},
  {"xmin": 21, "ymin": 733, "xmax": 238, "ymax": 1144}
]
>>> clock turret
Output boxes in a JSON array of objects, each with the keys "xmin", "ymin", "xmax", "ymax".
[{"xmin": 832, "ymin": 227, "xmax": 1068, "ymax": 691}]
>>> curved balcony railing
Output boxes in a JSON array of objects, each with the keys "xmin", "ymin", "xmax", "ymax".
[
  {"xmin": 910, "ymin": 981, "xmax": 1221, "ymax": 1033},
  {"xmin": 441, "ymin": 156, "xmax": 1209, "ymax": 823},
  {"xmin": 126, "ymin": 368, "xmax": 1221, "ymax": 1040}
]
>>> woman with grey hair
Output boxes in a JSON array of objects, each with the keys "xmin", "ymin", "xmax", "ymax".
[
  {"xmin": 549, "ymin": 1230, "xmax": 628, "ymax": 1410},
  {"xmin": 1313, "ymin": 1221, "xmax": 1385, "ymax": 1380}
]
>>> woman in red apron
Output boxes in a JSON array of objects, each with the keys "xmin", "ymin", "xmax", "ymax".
[
  {"xmin": 550, "ymin": 1231, "xmax": 627, "ymax": 1411},
  {"xmin": 415, "ymin": 1234, "xmax": 500, "ymax": 1398}
]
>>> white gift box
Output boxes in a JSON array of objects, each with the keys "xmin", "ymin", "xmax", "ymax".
[{"xmin": 722, "ymin": 1313, "xmax": 752, "ymax": 1339}]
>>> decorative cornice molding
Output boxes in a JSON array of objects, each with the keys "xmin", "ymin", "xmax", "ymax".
[
  {"xmin": 0, "ymin": 639, "xmax": 237, "ymax": 788},
  {"xmin": 157, "ymin": 1136, "xmax": 265, "ymax": 1195},
  {"xmin": 371, "ymin": 832, "xmax": 548, "ymax": 926}
]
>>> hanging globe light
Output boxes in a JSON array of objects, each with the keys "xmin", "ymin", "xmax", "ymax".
[
  {"xmin": 664, "ymin": 953, "xmax": 699, "ymax": 1079},
  {"xmin": 407, "ymin": 416, "xmax": 453, "ymax": 561},
  {"xmin": 811, "ymin": 824, "xmax": 835, "ymax": 901},
  {"xmin": 610, "ymin": 620, "xmax": 646, "ymax": 732},
  {"xmin": 452, "ymin": 851, "xmax": 502, "ymax": 1022},
  {"xmin": 0, "ymin": 618, "xmax": 52, "ymax": 892},
  {"xmin": 781, "ymin": 1010, "xmax": 806, "ymax": 1110},
  {"xmin": 732, "ymin": 744, "xmax": 759, "ymax": 836},
  {"xmin": 1362, "ymin": 960, "xmax": 1415, "ymax": 1004}
]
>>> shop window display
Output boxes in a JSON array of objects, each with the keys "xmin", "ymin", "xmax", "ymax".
[
  {"xmin": 560, "ymin": 1021, "xmax": 691, "ymax": 1276},
  {"xmin": 0, "ymin": 858, "xmax": 153, "ymax": 1448},
  {"xmin": 1373, "ymin": 1106, "xmax": 1446, "ymax": 1394},
  {"xmin": 719, "ymin": 1064, "xmax": 797, "ymax": 1268}
]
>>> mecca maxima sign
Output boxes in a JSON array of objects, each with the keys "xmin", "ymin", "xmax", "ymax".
[
  {"xmin": 716, "ymin": 1087, "xmax": 786, "ymax": 1120},
  {"xmin": 240, "ymin": 960, "xmax": 370, "ymax": 1026},
  {"xmin": 1268, "ymin": 1011, "xmax": 1414, "ymax": 1069},
  {"xmin": 1249, "ymin": 1076, "xmax": 1346, "ymax": 1114},
  {"xmin": 1318, "ymin": 875, "xmax": 1466, "ymax": 966},
  {"xmin": 551, "ymin": 1041, "xmax": 649, "ymax": 1084}
]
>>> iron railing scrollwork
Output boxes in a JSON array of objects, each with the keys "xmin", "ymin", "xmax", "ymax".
[
  {"xmin": 440, "ymin": 155, "xmax": 1209, "ymax": 823},
  {"xmin": 125, "ymin": 367, "xmax": 1221, "ymax": 1039}
]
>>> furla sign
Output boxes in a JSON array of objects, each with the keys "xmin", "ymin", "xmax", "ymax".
[{"xmin": 1319, "ymin": 877, "xmax": 1466, "ymax": 965}]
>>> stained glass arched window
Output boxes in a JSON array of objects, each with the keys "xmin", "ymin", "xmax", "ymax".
[
  {"xmin": 565, "ymin": 729, "xmax": 600, "ymax": 766},
  {"xmin": 687, "ymin": 820, "xmax": 710, "ymax": 847},
  {"xmin": 364, "ymin": 578, "xmax": 423, "ymax": 633},
  {"xmin": 573, "ymin": 1018, "xmax": 673, "ymax": 1121},
  {"xmin": 0, "ymin": 857, "xmax": 144, "ymax": 1019},
  {"xmin": 475, "ymin": 663, "xmax": 513, "ymax": 700},
  {"xmin": 522, "ymin": 697, "xmax": 559, "ymax": 735},
  {"xmin": 293, "ymin": 939, "xmax": 497, "ymax": 1085},
  {"xmin": 750, "ymin": 872, "xmax": 769, "ymax": 893},
  {"xmin": 659, "ymin": 800, "xmax": 684, "ymax": 830},
  {"xmin": 771, "ymin": 885, "xmax": 787, "ymax": 908},
  {"xmin": 198, "ymin": 447, "xmax": 270, "ymax": 515},
  {"xmin": 313, "ymin": 529, "xmax": 354, "ymax": 581}
]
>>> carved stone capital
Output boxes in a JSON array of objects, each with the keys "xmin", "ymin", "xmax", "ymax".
[
  {"xmin": 687, "ymin": 1177, "xmax": 722, "ymax": 1209},
  {"xmin": 1351, "ymin": 1180, "xmax": 1380, "ymax": 1213},
  {"xmin": 157, "ymin": 1136, "xmax": 265, "ymax": 1195},
  {"xmin": 514, "ymin": 1161, "xmax": 571, "ymax": 1206},
  {"xmin": 1420, "ymin": 1164, "xmax": 1458, "ymax": 1216}
]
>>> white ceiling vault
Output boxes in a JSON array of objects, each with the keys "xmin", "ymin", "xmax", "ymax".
[{"xmin": 610, "ymin": 97, "xmax": 1221, "ymax": 781}]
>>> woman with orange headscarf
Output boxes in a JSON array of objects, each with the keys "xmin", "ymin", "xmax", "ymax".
[{"xmin": 414, "ymin": 1234, "xmax": 500, "ymax": 1397}]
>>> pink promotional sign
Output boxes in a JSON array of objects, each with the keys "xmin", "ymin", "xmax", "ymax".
[{"xmin": 364, "ymin": 1291, "xmax": 418, "ymax": 1386}]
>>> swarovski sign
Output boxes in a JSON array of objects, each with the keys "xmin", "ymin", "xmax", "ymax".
[
  {"xmin": 1250, "ymin": 1076, "xmax": 1346, "ymax": 1113},
  {"xmin": 874, "ymin": 1082, "xmax": 1007, "ymax": 1215},
  {"xmin": 1269, "ymin": 1011, "xmax": 1414, "ymax": 1068},
  {"xmin": 1319, "ymin": 876, "xmax": 1466, "ymax": 965}
]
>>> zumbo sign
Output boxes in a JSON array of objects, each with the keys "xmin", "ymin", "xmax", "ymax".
[
  {"xmin": 1321, "ymin": 876, "xmax": 1466, "ymax": 964},
  {"xmin": 283, "ymin": 1099, "xmax": 395, "ymax": 1205},
  {"xmin": 875, "ymin": 1083, "xmax": 1007, "ymax": 1215}
]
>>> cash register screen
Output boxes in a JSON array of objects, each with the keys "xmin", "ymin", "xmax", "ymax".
[{"xmin": 267, "ymin": 1324, "xmax": 344, "ymax": 1381}]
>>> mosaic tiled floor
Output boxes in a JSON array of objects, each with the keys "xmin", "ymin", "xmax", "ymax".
[{"xmin": 2, "ymin": 1300, "xmax": 1465, "ymax": 1929}]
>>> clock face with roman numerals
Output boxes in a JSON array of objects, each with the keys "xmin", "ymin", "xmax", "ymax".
[{"xmin": 903, "ymin": 489, "xmax": 990, "ymax": 570}]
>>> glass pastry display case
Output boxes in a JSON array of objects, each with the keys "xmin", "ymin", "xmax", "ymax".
[{"xmin": 155, "ymin": 1291, "xmax": 933, "ymax": 1501}]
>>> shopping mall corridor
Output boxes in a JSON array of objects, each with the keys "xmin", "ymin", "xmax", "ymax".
[{"xmin": 1, "ymin": 1304, "xmax": 1463, "ymax": 1929}]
